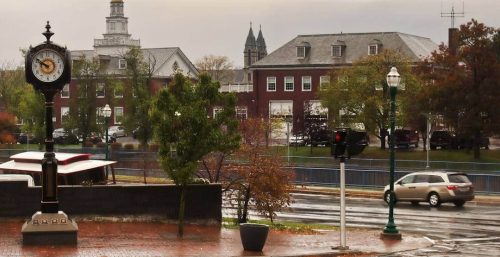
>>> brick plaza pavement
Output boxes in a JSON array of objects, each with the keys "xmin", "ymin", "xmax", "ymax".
[{"xmin": 0, "ymin": 218, "xmax": 431, "ymax": 257}]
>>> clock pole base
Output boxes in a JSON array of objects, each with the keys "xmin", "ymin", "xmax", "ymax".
[{"xmin": 22, "ymin": 211, "xmax": 78, "ymax": 245}]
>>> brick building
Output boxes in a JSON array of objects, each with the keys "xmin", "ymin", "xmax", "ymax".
[
  {"xmin": 54, "ymin": 0, "xmax": 198, "ymax": 128},
  {"xmin": 235, "ymin": 32, "xmax": 438, "ymax": 136}
]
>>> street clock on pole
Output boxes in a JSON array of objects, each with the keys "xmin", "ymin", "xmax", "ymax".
[{"xmin": 25, "ymin": 21, "xmax": 71, "ymax": 93}]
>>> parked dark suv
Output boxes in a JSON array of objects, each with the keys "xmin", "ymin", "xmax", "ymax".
[
  {"xmin": 455, "ymin": 134, "xmax": 490, "ymax": 150},
  {"xmin": 390, "ymin": 129, "xmax": 419, "ymax": 148},
  {"xmin": 430, "ymin": 130, "xmax": 455, "ymax": 150}
]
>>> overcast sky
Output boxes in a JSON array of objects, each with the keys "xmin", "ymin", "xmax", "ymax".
[{"xmin": 1, "ymin": 0, "xmax": 499, "ymax": 68}]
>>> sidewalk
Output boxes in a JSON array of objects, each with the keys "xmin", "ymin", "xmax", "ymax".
[{"xmin": 0, "ymin": 218, "xmax": 431, "ymax": 257}]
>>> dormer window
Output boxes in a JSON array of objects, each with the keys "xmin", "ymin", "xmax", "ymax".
[
  {"xmin": 296, "ymin": 41, "xmax": 311, "ymax": 59},
  {"xmin": 368, "ymin": 39, "xmax": 382, "ymax": 55},
  {"xmin": 368, "ymin": 44, "xmax": 378, "ymax": 55},
  {"xmin": 331, "ymin": 45, "xmax": 343, "ymax": 57},
  {"xmin": 296, "ymin": 46, "xmax": 306, "ymax": 58}
]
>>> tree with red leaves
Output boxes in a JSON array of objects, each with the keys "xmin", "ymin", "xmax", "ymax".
[
  {"xmin": 229, "ymin": 118, "xmax": 293, "ymax": 224},
  {"xmin": 420, "ymin": 20, "xmax": 500, "ymax": 159},
  {"xmin": 0, "ymin": 112, "xmax": 17, "ymax": 144}
]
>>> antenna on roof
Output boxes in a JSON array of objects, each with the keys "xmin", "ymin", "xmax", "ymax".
[{"xmin": 441, "ymin": 1, "xmax": 465, "ymax": 28}]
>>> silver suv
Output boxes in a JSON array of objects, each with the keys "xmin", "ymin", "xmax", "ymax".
[{"xmin": 383, "ymin": 171, "xmax": 474, "ymax": 207}]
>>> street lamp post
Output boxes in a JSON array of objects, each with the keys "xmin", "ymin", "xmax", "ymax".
[
  {"xmin": 381, "ymin": 67, "xmax": 402, "ymax": 240},
  {"xmin": 286, "ymin": 117, "xmax": 291, "ymax": 164},
  {"xmin": 102, "ymin": 104, "xmax": 112, "ymax": 160}
]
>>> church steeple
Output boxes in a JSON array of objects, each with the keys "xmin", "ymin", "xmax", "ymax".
[
  {"xmin": 256, "ymin": 25, "xmax": 267, "ymax": 58},
  {"xmin": 244, "ymin": 22, "xmax": 258, "ymax": 68},
  {"xmin": 244, "ymin": 23, "xmax": 257, "ymax": 52}
]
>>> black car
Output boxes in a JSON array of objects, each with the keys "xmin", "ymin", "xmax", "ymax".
[
  {"xmin": 309, "ymin": 128, "xmax": 332, "ymax": 146},
  {"xmin": 455, "ymin": 135, "xmax": 490, "ymax": 150},
  {"xmin": 430, "ymin": 130, "xmax": 455, "ymax": 150},
  {"xmin": 53, "ymin": 128, "xmax": 79, "ymax": 145},
  {"xmin": 17, "ymin": 133, "xmax": 40, "ymax": 144}
]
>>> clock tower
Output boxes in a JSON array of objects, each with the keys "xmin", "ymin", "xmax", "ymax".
[{"xmin": 94, "ymin": 0, "xmax": 140, "ymax": 55}]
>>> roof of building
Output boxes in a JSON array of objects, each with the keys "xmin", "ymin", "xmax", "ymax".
[
  {"xmin": 71, "ymin": 47, "xmax": 198, "ymax": 77},
  {"xmin": 251, "ymin": 32, "xmax": 439, "ymax": 68}
]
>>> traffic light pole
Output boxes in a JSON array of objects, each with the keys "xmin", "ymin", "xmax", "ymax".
[
  {"xmin": 339, "ymin": 156, "xmax": 347, "ymax": 249},
  {"xmin": 332, "ymin": 155, "xmax": 348, "ymax": 250}
]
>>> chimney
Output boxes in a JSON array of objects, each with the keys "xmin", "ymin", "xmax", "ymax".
[{"xmin": 448, "ymin": 28, "xmax": 459, "ymax": 56}]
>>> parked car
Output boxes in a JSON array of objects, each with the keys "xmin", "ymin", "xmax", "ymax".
[
  {"xmin": 83, "ymin": 132, "xmax": 103, "ymax": 145},
  {"xmin": 53, "ymin": 128, "xmax": 79, "ymax": 145},
  {"xmin": 307, "ymin": 124, "xmax": 332, "ymax": 146},
  {"xmin": 108, "ymin": 126, "xmax": 126, "ymax": 138},
  {"xmin": 455, "ymin": 134, "xmax": 490, "ymax": 150},
  {"xmin": 383, "ymin": 171, "xmax": 474, "ymax": 207},
  {"xmin": 390, "ymin": 129, "xmax": 419, "ymax": 148},
  {"xmin": 289, "ymin": 134, "xmax": 309, "ymax": 146},
  {"xmin": 430, "ymin": 130, "xmax": 455, "ymax": 150},
  {"xmin": 17, "ymin": 133, "xmax": 40, "ymax": 144}
]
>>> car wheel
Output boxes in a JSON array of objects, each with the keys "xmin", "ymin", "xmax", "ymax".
[
  {"xmin": 415, "ymin": 143, "xmax": 419, "ymax": 148},
  {"xmin": 454, "ymin": 200, "xmax": 465, "ymax": 207},
  {"xmin": 430, "ymin": 145, "xmax": 436, "ymax": 150},
  {"xmin": 112, "ymin": 133, "xmax": 117, "ymax": 138},
  {"xmin": 384, "ymin": 191, "xmax": 397, "ymax": 205},
  {"xmin": 428, "ymin": 192, "xmax": 441, "ymax": 207},
  {"xmin": 384, "ymin": 191, "xmax": 390, "ymax": 204}
]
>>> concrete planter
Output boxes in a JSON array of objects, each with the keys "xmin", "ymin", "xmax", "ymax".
[{"xmin": 239, "ymin": 223, "xmax": 269, "ymax": 251}]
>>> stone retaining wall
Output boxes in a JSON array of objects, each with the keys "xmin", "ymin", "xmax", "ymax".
[{"xmin": 0, "ymin": 181, "xmax": 222, "ymax": 223}]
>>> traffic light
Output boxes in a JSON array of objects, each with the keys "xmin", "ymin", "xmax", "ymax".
[
  {"xmin": 331, "ymin": 129, "xmax": 368, "ymax": 158},
  {"xmin": 331, "ymin": 129, "xmax": 348, "ymax": 158},
  {"xmin": 347, "ymin": 131, "xmax": 368, "ymax": 157}
]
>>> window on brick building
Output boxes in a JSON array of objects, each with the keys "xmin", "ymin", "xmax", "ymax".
[
  {"xmin": 118, "ymin": 59, "xmax": 127, "ymax": 69},
  {"xmin": 302, "ymin": 76, "xmax": 312, "ymax": 91},
  {"xmin": 235, "ymin": 106, "xmax": 248, "ymax": 120},
  {"xmin": 61, "ymin": 107, "xmax": 70, "ymax": 123},
  {"xmin": 213, "ymin": 107, "xmax": 223, "ymax": 118},
  {"xmin": 114, "ymin": 107, "xmax": 123, "ymax": 124},
  {"xmin": 96, "ymin": 83, "xmax": 105, "ymax": 98},
  {"xmin": 61, "ymin": 84, "xmax": 70, "ymax": 98},
  {"xmin": 320, "ymin": 76, "xmax": 330, "ymax": 91},
  {"xmin": 267, "ymin": 77, "xmax": 276, "ymax": 91},
  {"xmin": 284, "ymin": 76, "xmax": 294, "ymax": 91}
]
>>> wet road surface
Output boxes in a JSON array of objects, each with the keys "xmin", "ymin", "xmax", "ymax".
[{"xmin": 224, "ymin": 192, "xmax": 500, "ymax": 256}]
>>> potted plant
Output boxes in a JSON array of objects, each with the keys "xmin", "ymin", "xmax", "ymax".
[
  {"xmin": 228, "ymin": 118, "xmax": 293, "ymax": 251},
  {"xmin": 239, "ymin": 223, "xmax": 269, "ymax": 251}
]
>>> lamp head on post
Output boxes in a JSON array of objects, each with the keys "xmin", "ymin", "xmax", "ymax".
[
  {"xmin": 386, "ymin": 67, "xmax": 401, "ymax": 88},
  {"xmin": 103, "ymin": 104, "xmax": 112, "ymax": 118}
]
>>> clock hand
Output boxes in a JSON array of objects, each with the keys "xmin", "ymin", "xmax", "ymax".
[{"xmin": 36, "ymin": 58, "xmax": 49, "ymax": 68}]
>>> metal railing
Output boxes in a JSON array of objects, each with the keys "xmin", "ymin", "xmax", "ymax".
[
  {"xmin": 1, "ymin": 149, "xmax": 498, "ymax": 194},
  {"xmin": 219, "ymin": 84, "xmax": 253, "ymax": 92}
]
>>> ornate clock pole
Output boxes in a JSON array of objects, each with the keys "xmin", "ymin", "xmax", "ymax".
[{"xmin": 22, "ymin": 21, "xmax": 78, "ymax": 245}]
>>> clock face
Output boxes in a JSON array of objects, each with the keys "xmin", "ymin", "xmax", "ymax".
[{"xmin": 31, "ymin": 49, "xmax": 64, "ymax": 83}]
